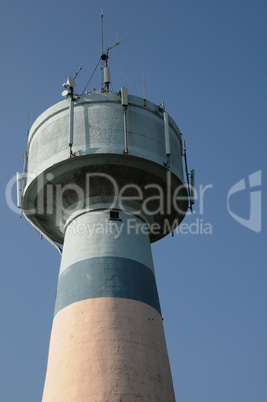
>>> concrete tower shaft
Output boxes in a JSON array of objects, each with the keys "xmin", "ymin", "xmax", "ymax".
[{"xmin": 42, "ymin": 211, "xmax": 175, "ymax": 401}]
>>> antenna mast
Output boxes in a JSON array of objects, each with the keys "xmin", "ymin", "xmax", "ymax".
[
  {"xmin": 100, "ymin": 9, "xmax": 105, "ymax": 90},
  {"xmin": 100, "ymin": 9, "xmax": 129, "ymax": 93},
  {"xmin": 100, "ymin": 10, "xmax": 110, "ymax": 93}
]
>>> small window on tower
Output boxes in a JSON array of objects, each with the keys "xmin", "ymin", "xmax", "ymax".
[{"xmin": 110, "ymin": 211, "xmax": 120, "ymax": 221}]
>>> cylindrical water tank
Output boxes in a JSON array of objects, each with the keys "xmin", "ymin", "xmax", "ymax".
[{"xmin": 23, "ymin": 91, "xmax": 188, "ymax": 244}]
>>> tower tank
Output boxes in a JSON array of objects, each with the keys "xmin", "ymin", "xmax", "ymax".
[{"xmin": 20, "ymin": 80, "xmax": 190, "ymax": 400}]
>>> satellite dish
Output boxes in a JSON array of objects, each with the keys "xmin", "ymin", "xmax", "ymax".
[
  {"xmin": 61, "ymin": 90, "xmax": 69, "ymax": 98},
  {"xmin": 67, "ymin": 76, "xmax": 76, "ymax": 88}
]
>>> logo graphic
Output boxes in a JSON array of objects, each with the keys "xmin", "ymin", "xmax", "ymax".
[{"xmin": 227, "ymin": 170, "xmax": 261, "ymax": 232}]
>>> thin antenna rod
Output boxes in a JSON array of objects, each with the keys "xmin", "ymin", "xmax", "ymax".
[
  {"xmin": 74, "ymin": 66, "xmax": 82, "ymax": 79},
  {"xmin": 107, "ymin": 37, "xmax": 129, "ymax": 55},
  {"xmin": 183, "ymin": 140, "xmax": 193, "ymax": 213},
  {"xmin": 27, "ymin": 110, "xmax": 29, "ymax": 134},
  {"xmin": 20, "ymin": 111, "xmax": 30, "ymax": 217},
  {"xmin": 101, "ymin": 9, "xmax": 104, "ymax": 89},
  {"xmin": 142, "ymin": 59, "xmax": 146, "ymax": 100},
  {"xmin": 101, "ymin": 9, "xmax": 104, "ymax": 54}
]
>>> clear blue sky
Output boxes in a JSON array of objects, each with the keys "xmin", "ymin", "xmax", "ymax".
[{"xmin": 1, "ymin": 1, "xmax": 266, "ymax": 401}]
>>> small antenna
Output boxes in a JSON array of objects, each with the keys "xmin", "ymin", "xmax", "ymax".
[
  {"xmin": 183, "ymin": 140, "xmax": 194, "ymax": 213},
  {"xmin": 142, "ymin": 59, "xmax": 146, "ymax": 100},
  {"xmin": 101, "ymin": 9, "xmax": 104, "ymax": 55},
  {"xmin": 101, "ymin": 9, "xmax": 105, "ymax": 89},
  {"xmin": 74, "ymin": 66, "xmax": 82, "ymax": 80},
  {"xmin": 19, "ymin": 111, "xmax": 30, "ymax": 217}
]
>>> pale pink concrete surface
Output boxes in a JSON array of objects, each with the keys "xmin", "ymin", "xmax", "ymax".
[{"xmin": 42, "ymin": 298, "xmax": 175, "ymax": 401}]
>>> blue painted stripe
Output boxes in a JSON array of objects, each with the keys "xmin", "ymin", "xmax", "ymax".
[{"xmin": 54, "ymin": 257, "xmax": 161, "ymax": 316}]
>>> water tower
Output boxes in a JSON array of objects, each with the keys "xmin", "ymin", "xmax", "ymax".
[{"xmin": 17, "ymin": 25, "xmax": 194, "ymax": 401}]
